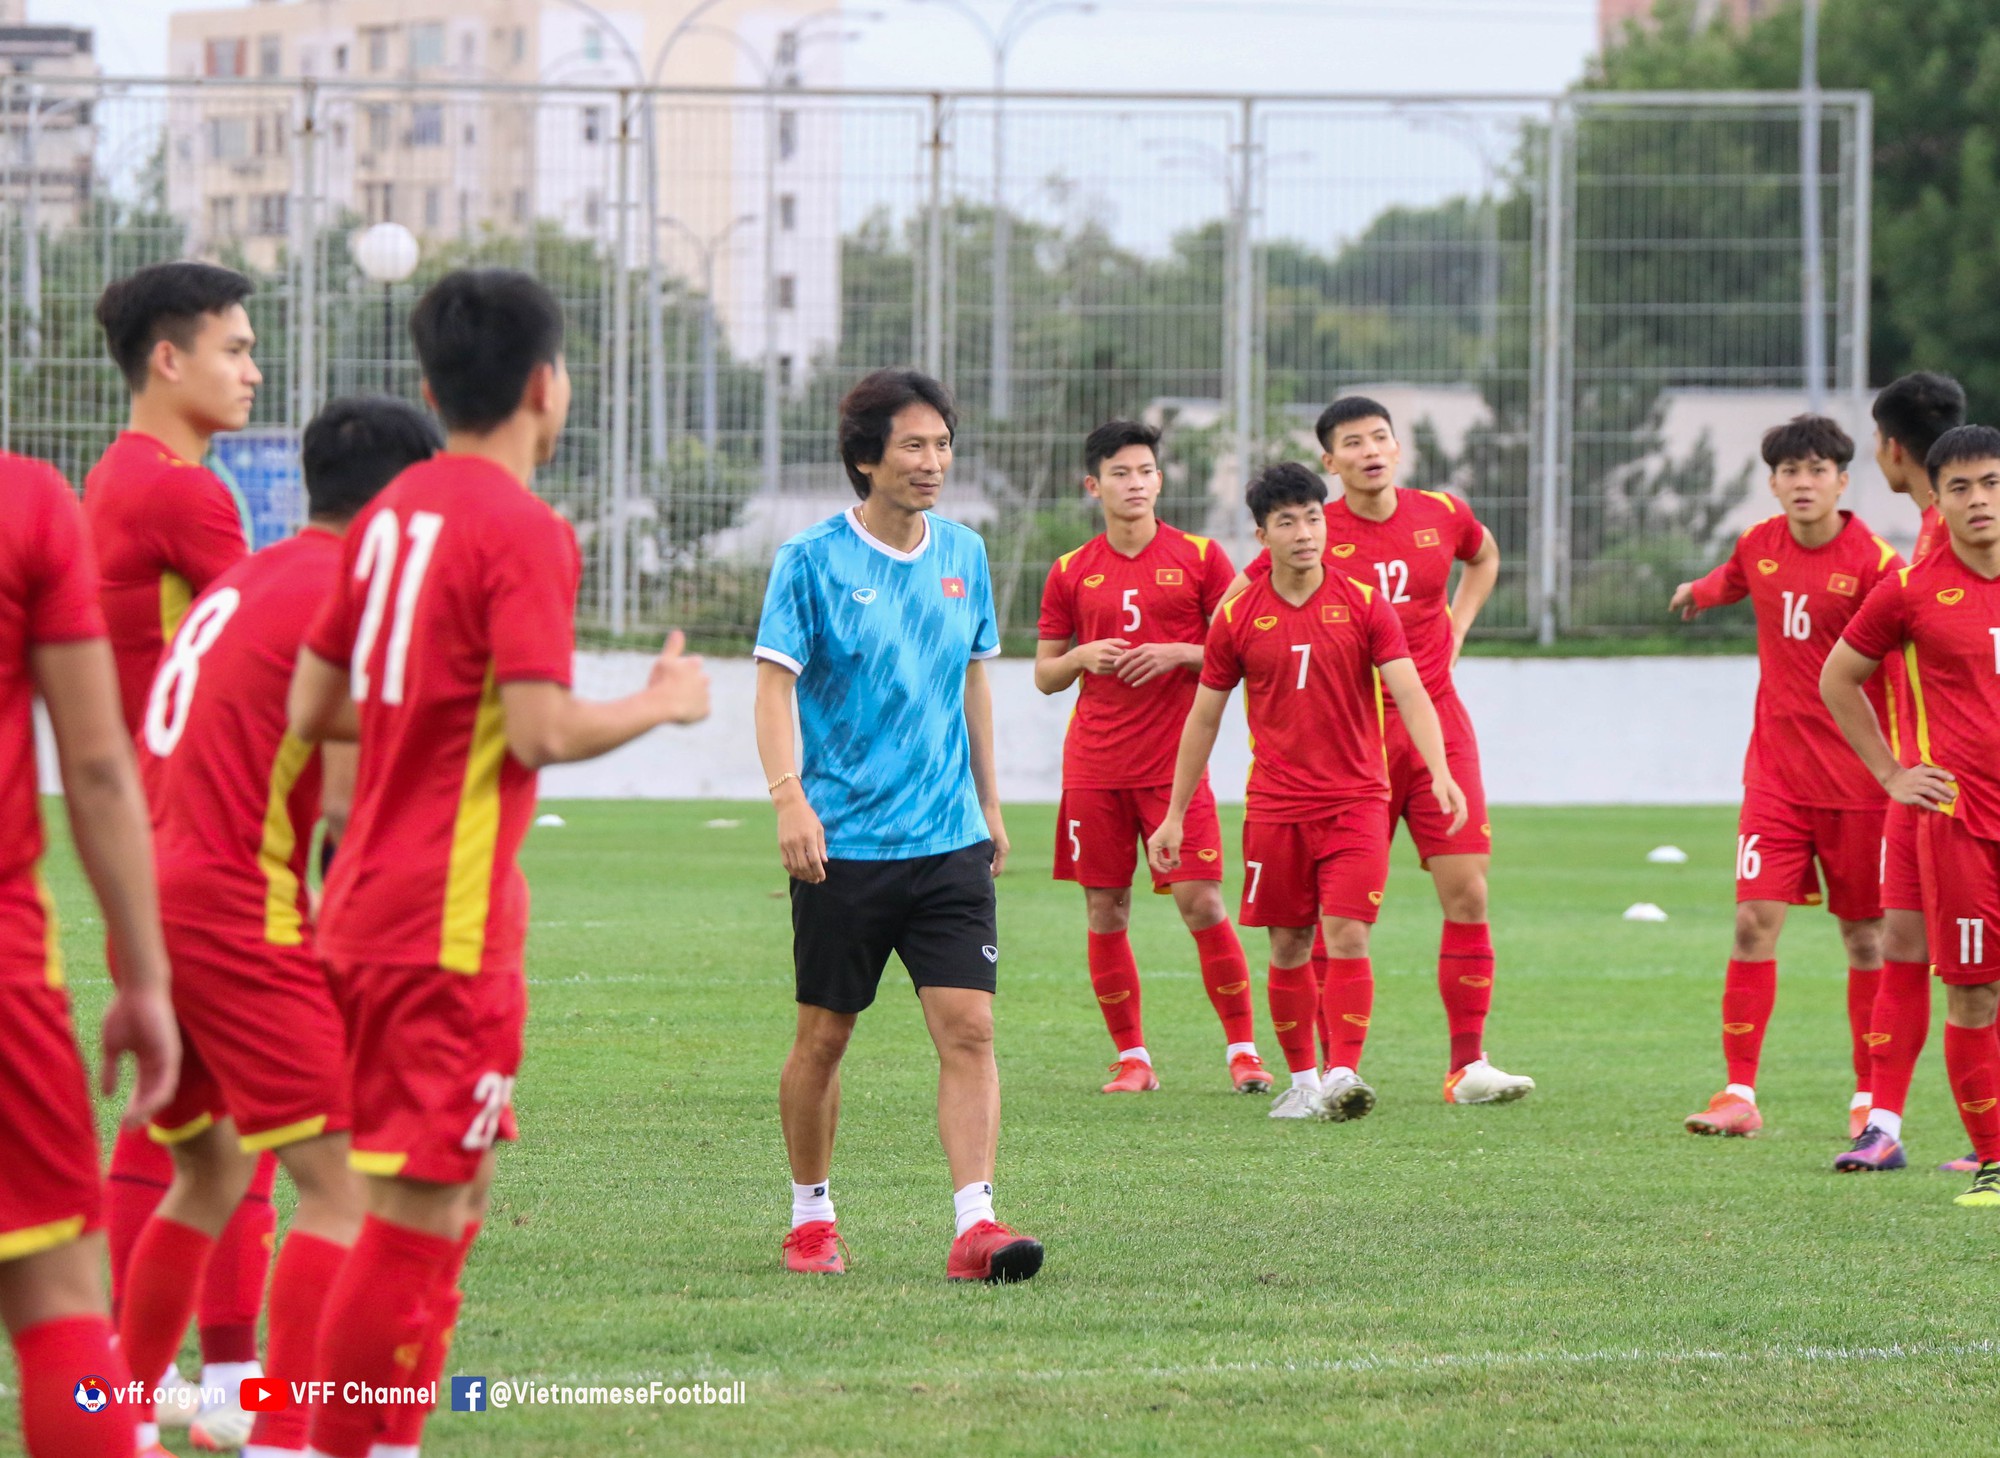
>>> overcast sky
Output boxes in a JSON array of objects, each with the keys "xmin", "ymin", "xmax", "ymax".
[{"xmin": 38, "ymin": 0, "xmax": 1600, "ymax": 95}]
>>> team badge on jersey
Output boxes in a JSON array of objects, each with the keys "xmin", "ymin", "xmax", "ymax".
[
  {"xmin": 942, "ymin": 577, "xmax": 967, "ymax": 598},
  {"xmin": 1253, "ymin": 614, "xmax": 1278, "ymax": 630},
  {"xmin": 1083, "ymin": 573, "xmax": 1105, "ymax": 588},
  {"xmin": 1322, "ymin": 605, "xmax": 1350, "ymax": 623},
  {"xmin": 1413, "ymin": 527, "xmax": 1441, "ymax": 549},
  {"xmin": 1828, "ymin": 572, "xmax": 1858, "ymax": 596},
  {"xmin": 1939, "ymin": 588, "xmax": 1965, "ymax": 605},
  {"xmin": 1156, "ymin": 568, "xmax": 1184, "ymax": 585},
  {"xmin": 1757, "ymin": 559, "xmax": 1780, "ymax": 575},
  {"xmin": 1330, "ymin": 543, "xmax": 1357, "ymax": 558}
]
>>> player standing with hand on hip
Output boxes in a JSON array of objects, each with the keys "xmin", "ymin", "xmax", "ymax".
[{"xmin": 756, "ymin": 368, "xmax": 1042, "ymax": 1283}]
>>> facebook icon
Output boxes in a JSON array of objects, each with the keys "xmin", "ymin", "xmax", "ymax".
[{"xmin": 449, "ymin": 1376, "xmax": 487, "ymax": 1413}]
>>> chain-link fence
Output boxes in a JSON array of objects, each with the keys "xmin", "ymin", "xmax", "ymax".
[{"xmin": 0, "ymin": 77, "xmax": 1869, "ymax": 647}]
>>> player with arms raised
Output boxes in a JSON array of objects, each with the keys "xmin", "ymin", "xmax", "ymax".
[
  {"xmin": 1824, "ymin": 423, "xmax": 2000, "ymax": 1207},
  {"xmin": 0, "ymin": 448, "xmax": 178, "ymax": 1458},
  {"xmin": 1840, "ymin": 372, "xmax": 1970, "ymax": 1172},
  {"xmin": 287, "ymin": 270, "xmax": 710, "ymax": 1457},
  {"xmin": 1671, "ymin": 415, "xmax": 1901, "ymax": 1139},
  {"xmin": 84, "ymin": 260, "xmax": 275, "ymax": 1433},
  {"xmin": 1036, "ymin": 420, "xmax": 1268, "ymax": 1096},
  {"xmin": 1149, "ymin": 463, "xmax": 1465, "ymax": 1121},
  {"xmin": 115, "ymin": 398, "xmax": 439, "ymax": 1458},
  {"xmin": 1236, "ymin": 398, "xmax": 1531, "ymax": 1104}
]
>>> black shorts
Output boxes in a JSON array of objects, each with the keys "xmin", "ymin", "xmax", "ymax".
[{"xmin": 791, "ymin": 841, "xmax": 998, "ymax": 1013}]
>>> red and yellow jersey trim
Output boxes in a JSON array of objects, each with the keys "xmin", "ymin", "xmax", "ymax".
[
  {"xmin": 259, "ymin": 733, "xmax": 317, "ymax": 947},
  {"xmin": 0, "ymin": 1215, "xmax": 87, "ymax": 1263},
  {"xmin": 1185, "ymin": 532, "xmax": 1212, "ymax": 560},
  {"xmin": 1418, "ymin": 490, "xmax": 1457, "ymax": 513},
  {"xmin": 36, "ymin": 869, "xmax": 62, "ymax": 990},
  {"xmin": 239, "ymin": 1113, "xmax": 329, "ymax": 1153},
  {"xmin": 440, "ymin": 666, "xmax": 508, "ymax": 974},
  {"xmin": 1903, "ymin": 644, "xmax": 1951, "ymax": 817},
  {"xmin": 148, "ymin": 1110, "xmax": 216, "ymax": 1146},
  {"xmin": 1056, "ymin": 546, "xmax": 1084, "ymax": 573},
  {"xmin": 1218, "ymin": 587, "xmax": 1249, "ymax": 624},
  {"xmin": 159, "ymin": 571, "xmax": 193, "ymax": 644},
  {"xmin": 1872, "ymin": 535, "xmax": 1897, "ymax": 571},
  {"xmin": 349, "ymin": 1148, "xmax": 410, "ymax": 1176}
]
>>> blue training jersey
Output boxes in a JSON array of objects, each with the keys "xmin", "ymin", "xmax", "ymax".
[{"xmin": 755, "ymin": 506, "xmax": 1001, "ymax": 860}]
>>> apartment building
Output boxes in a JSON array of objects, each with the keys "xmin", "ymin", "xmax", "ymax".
[
  {"xmin": 0, "ymin": 0, "xmax": 98, "ymax": 233},
  {"xmin": 165, "ymin": 0, "xmax": 842, "ymax": 384}
]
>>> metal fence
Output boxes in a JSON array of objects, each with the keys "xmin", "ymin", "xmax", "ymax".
[{"xmin": 0, "ymin": 76, "xmax": 1870, "ymax": 646}]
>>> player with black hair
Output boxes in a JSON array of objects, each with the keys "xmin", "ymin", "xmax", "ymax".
[
  {"xmin": 1673, "ymin": 415, "xmax": 1902, "ymax": 1141},
  {"xmin": 1035, "ymin": 420, "xmax": 1269, "ymax": 1096},
  {"xmin": 289, "ymin": 270, "xmax": 709, "ymax": 1455},
  {"xmin": 115, "ymin": 397, "xmax": 439, "ymax": 1456},
  {"xmin": 1151, "ymin": 462, "xmax": 1465, "ymax": 1121}
]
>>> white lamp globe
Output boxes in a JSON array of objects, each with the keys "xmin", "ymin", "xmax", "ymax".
[{"xmin": 353, "ymin": 221, "xmax": 420, "ymax": 283}]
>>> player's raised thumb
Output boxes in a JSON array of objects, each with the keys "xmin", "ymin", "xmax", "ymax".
[{"xmin": 659, "ymin": 628, "xmax": 686, "ymax": 660}]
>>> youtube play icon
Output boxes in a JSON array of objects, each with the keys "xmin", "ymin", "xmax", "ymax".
[{"xmin": 241, "ymin": 1377, "xmax": 289, "ymax": 1412}]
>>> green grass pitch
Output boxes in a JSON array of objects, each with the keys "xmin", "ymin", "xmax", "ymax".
[{"xmin": 7, "ymin": 801, "xmax": 1997, "ymax": 1456}]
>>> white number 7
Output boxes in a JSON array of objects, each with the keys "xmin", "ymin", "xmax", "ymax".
[
  {"xmin": 1290, "ymin": 643, "xmax": 1311, "ymax": 690},
  {"xmin": 1245, "ymin": 859, "xmax": 1263, "ymax": 902}
]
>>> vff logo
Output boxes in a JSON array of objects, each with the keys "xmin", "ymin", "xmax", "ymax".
[{"xmin": 73, "ymin": 1377, "xmax": 110, "ymax": 1413}]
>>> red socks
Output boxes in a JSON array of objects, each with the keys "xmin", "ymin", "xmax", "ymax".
[
  {"xmin": 1846, "ymin": 965, "xmax": 1882, "ymax": 1096},
  {"xmin": 309, "ymin": 1216, "xmax": 459, "ymax": 1458},
  {"xmin": 117, "ymin": 1216, "xmax": 215, "ymax": 1417},
  {"xmin": 1309, "ymin": 924, "xmax": 1333, "ymax": 1065},
  {"xmin": 1086, "ymin": 930, "xmax": 1144, "ymax": 1051},
  {"xmin": 1191, "ymin": 920, "xmax": 1256, "ymax": 1046},
  {"xmin": 1944, "ymin": 1021, "xmax": 2000, "ymax": 1164},
  {"xmin": 198, "ymin": 1153, "xmax": 278, "ymax": 1364},
  {"xmin": 381, "ymin": 1220, "xmax": 481, "ymax": 1445},
  {"xmin": 1266, "ymin": 961, "xmax": 1319, "ymax": 1073},
  {"xmin": 12, "ymin": 1314, "xmax": 137, "ymax": 1458},
  {"xmin": 247, "ymin": 1229, "xmax": 350, "ymax": 1452},
  {"xmin": 1866, "ymin": 961, "xmax": 1932, "ymax": 1118},
  {"xmin": 1320, "ymin": 958, "xmax": 1374, "ymax": 1072},
  {"xmin": 1721, "ymin": 958, "xmax": 1778, "ymax": 1088},
  {"xmin": 1438, "ymin": 920, "xmax": 1495, "ymax": 1072},
  {"xmin": 105, "ymin": 1125, "xmax": 172, "ymax": 1321}
]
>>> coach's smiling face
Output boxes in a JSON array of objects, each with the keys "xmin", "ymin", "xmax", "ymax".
[{"xmin": 859, "ymin": 403, "xmax": 954, "ymax": 514}]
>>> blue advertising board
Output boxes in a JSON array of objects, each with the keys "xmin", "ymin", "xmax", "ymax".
[{"xmin": 210, "ymin": 428, "xmax": 304, "ymax": 550}]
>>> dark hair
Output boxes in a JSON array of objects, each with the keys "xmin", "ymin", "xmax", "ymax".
[
  {"xmin": 301, "ymin": 396, "xmax": 443, "ymax": 520},
  {"xmin": 1761, "ymin": 413, "xmax": 1854, "ymax": 469},
  {"xmin": 1926, "ymin": 424, "xmax": 2000, "ymax": 486},
  {"xmin": 837, "ymin": 368, "xmax": 957, "ymax": 498},
  {"xmin": 95, "ymin": 261, "xmax": 254, "ymax": 392},
  {"xmin": 1315, "ymin": 395, "xmax": 1395, "ymax": 451},
  {"xmin": 408, "ymin": 269, "xmax": 564, "ymax": 432},
  {"xmin": 1084, "ymin": 419, "xmax": 1160, "ymax": 478},
  {"xmin": 1872, "ymin": 371, "xmax": 1967, "ymax": 459},
  {"xmin": 1246, "ymin": 461, "xmax": 1326, "ymax": 527}
]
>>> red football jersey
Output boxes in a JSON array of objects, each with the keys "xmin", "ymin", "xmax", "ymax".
[
  {"xmin": 1844, "ymin": 545, "xmax": 2000, "ymax": 843},
  {"xmin": 304, "ymin": 456, "xmax": 580, "ymax": 975},
  {"xmin": 1246, "ymin": 489, "xmax": 1485, "ymax": 699},
  {"xmin": 0, "ymin": 454, "xmax": 107, "ymax": 988},
  {"xmin": 1884, "ymin": 505, "xmax": 1946, "ymax": 767},
  {"xmin": 1038, "ymin": 524, "xmax": 1236, "ymax": 789},
  {"xmin": 1200, "ymin": 571, "xmax": 1411, "ymax": 822},
  {"xmin": 1690, "ymin": 511, "xmax": 1901, "ymax": 808},
  {"xmin": 83, "ymin": 431, "xmax": 248, "ymax": 737},
  {"xmin": 140, "ymin": 529, "xmax": 341, "ymax": 945}
]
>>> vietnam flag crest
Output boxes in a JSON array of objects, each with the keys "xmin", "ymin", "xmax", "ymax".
[{"xmin": 941, "ymin": 576, "xmax": 967, "ymax": 598}]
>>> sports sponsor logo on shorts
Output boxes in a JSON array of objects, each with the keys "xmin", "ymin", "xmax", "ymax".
[
  {"xmin": 981, "ymin": 945, "xmax": 998, "ymax": 962},
  {"xmin": 1413, "ymin": 528, "xmax": 1441, "ymax": 549},
  {"xmin": 1084, "ymin": 573, "xmax": 1106, "ymax": 588},
  {"xmin": 1367, "ymin": 890, "xmax": 1383, "ymax": 906},
  {"xmin": 1938, "ymin": 588, "xmax": 1965, "ymax": 605},
  {"xmin": 1322, "ymin": 605, "xmax": 1350, "ymax": 624},
  {"xmin": 1757, "ymin": 559, "xmax": 1780, "ymax": 575},
  {"xmin": 1156, "ymin": 568, "xmax": 1185, "ymax": 585},
  {"xmin": 1253, "ymin": 615, "xmax": 1278, "ymax": 630},
  {"xmin": 1196, "ymin": 848, "xmax": 1219, "ymax": 862},
  {"xmin": 1329, "ymin": 543, "xmax": 1357, "ymax": 558},
  {"xmin": 1829, "ymin": 572, "xmax": 1858, "ymax": 596}
]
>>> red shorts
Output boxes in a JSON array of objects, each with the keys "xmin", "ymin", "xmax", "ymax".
[
  {"xmin": 149, "ymin": 921, "xmax": 351, "ymax": 1153},
  {"xmin": 1386, "ymin": 692, "xmax": 1492, "ymax": 863},
  {"xmin": 1055, "ymin": 780, "xmax": 1226, "ymax": 891},
  {"xmin": 1238, "ymin": 802, "xmax": 1391, "ymax": 929},
  {"xmin": 328, "ymin": 958, "xmax": 523, "ymax": 1185},
  {"xmin": 1882, "ymin": 800, "xmax": 1925, "ymax": 914},
  {"xmin": 1735, "ymin": 790, "xmax": 1884, "ymax": 922},
  {"xmin": 1918, "ymin": 812, "xmax": 2000, "ymax": 986},
  {"xmin": 0, "ymin": 984, "xmax": 102, "ymax": 1261}
]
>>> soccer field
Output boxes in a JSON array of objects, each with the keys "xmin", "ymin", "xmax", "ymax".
[{"xmin": 11, "ymin": 801, "xmax": 1997, "ymax": 1457}]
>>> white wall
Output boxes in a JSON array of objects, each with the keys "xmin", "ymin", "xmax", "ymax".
[{"xmin": 550, "ymin": 652, "xmax": 1758, "ymax": 805}]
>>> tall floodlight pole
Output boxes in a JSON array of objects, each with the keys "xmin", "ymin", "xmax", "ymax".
[
  {"xmin": 910, "ymin": 0, "xmax": 1095, "ymax": 422},
  {"xmin": 1801, "ymin": 0, "xmax": 1826, "ymax": 412}
]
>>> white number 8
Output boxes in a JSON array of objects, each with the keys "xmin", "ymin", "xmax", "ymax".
[{"xmin": 142, "ymin": 588, "xmax": 243, "ymax": 757}]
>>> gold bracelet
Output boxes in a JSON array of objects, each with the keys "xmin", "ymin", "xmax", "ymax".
[{"xmin": 767, "ymin": 771, "xmax": 800, "ymax": 795}]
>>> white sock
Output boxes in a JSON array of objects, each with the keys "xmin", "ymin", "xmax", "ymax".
[
  {"xmin": 1116, "ymin": 1045, "xmax": 1151, "ymax": 1065},
  {"xmin": 791, "ymin": 1179, "xmax": 834, "ymax": 1228},
  {"xmin": 1290, "ymin": 1067, "xmax": 1321, "ymax": 1092},
  {"xmin": 202, "ymin": 1360, "xmax": 261, "ymax": 1404},
  {"xmin": 1725, "ymin": 1082, "xmax": 1756, "ymax": 1104},
  {"xmin": 137, "ymin": 1423, "xmax": 161, "ymax": 1449},
  {"xmin": 1851, "ymin": 1091, "xmax": 1872, "ymax": 1110},
  {"xmin": 1871, "ymin": 1108, "xmax": 1903, "ymax": 1139},
  {"xmin": 368, "ymin": 1445, "xmax": 421, "ymax": 1458},
  {"xmin": 1326, "ymin": 1065, "xmax": 1356, "ymax": 1082},
  {"xmin": 952, "ymin": 1180, "xmax": 995, "ymax": 1236},
  {"xmin": 1225, "ymin": 1041, "xmax": 1257, "ymax": 1061},
  {"xmin": 246, "ymin": 1446, "xmax": 309, "ymax": 1458}
]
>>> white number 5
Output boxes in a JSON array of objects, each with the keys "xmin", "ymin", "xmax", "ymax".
[{"xmin": 1121, "ymin": 588, "xmax": 1141, "ymax": 633}]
